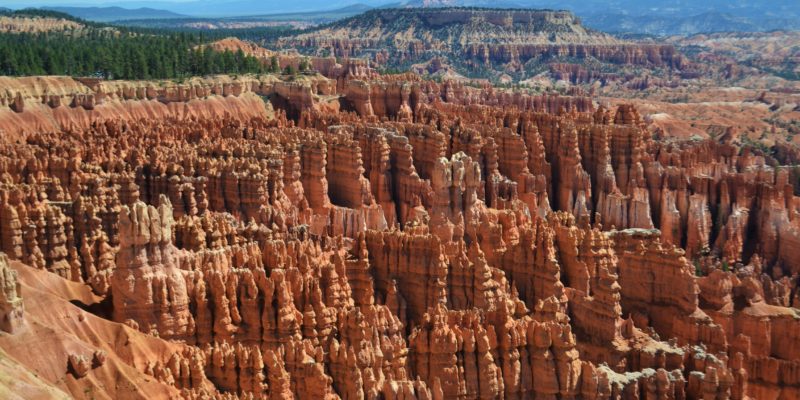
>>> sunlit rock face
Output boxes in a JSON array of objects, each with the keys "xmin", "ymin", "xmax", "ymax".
[{"xmin": 0, "ymin": 69, "xmax": 798, "ymax": 400}]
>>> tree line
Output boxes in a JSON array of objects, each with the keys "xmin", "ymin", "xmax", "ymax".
[
  {"xmin": 0, "ymin": 9, "xmax": 302, "ymax": 80},
  {"xmin": 0, "ymin": 30, "xmax": 287, "ymax": 79},
  {"xmin": 1, "ymin": 8, "xmax": 300, "ymax": 43}
]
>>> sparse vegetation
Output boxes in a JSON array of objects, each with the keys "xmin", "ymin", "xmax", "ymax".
[
  {"xmin": 298, "ymin": 57, "xmax": 310, "ymax": 72},
  {"xmin": 694, "ymin": 260, "xmax": 703, "ymax": 277}
]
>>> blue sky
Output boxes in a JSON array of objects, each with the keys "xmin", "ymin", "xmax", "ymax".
[
  {"xmin": 1, "ymin": 0, "xmax": 401, "ymax": 15},
  {"xmin": 6, "ymin": 0, "xmax": 218, "ymax": 4},
  {"xmin": 2, "ymin": 0, "xmax": 391, "ymax": 7},
  {"xmin": 1, "ymin": 0, "xmax": 400, "ymax": 15},
  {"xmin": 0, "ymin": 0, "xmax": 402, "ymax": 10}
]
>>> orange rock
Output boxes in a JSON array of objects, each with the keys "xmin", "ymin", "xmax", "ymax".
[
  {"xmin": 112, "ymin": 195, "xmax": 194, "ymax": 340},
  {"xmin": 0, "ymin": 72, "xmax": 796, "ymax": 399},
  {"xmin": 0, "ymin": 253, "xmax": 23, "ymax": 333}
]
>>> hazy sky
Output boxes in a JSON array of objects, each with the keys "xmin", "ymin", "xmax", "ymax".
[
  {"xmin": 6, "ymin": 0, "xmax": 205, "ymax": 4},
  {"xmin": 1, "ymin": 0, "xmax": 296, "ymax": 6},
  {"xmin": 3, "ymin": 0, "xmax": 205, "ymax": 5},
  {"xmin": 1, "ymin": 0, "xmax": 410, "ymax": 18},
  {"xmin": 4, "ymin": 0, "xmax": 795, "ymax": 20},
  {"xmin": 0, "ymin": 0, "xmax": 380, "ymax": 4}
]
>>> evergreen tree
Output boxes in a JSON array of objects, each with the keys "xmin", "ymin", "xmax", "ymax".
[
  {"xmin": 0, "ymin": 29, "xmax": 270, "ymax": 79},
  {"xmin": 270, "ymin": 56, "xmax": 280, "ymax": 73},
  {"xmin": 299, "ymin": 57, "xmax": 310, "ymax": 72}
]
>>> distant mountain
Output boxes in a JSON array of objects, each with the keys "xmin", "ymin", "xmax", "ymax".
[
  {"xmin": 243, "ymin": 4, "xmax": 375, "ymax": 21},
  {"xmin": 7, "ymin": 0, "xmax": 798, "ymax": 34},
  {"xmin": 114, "ymin": 4, "xmax": 374, "ymax": 29},
  {"xmin": 334, "ymin": 4, "xmax": 376, "ymax": 13},
  {"xmin": 393, "ymin": 0, "xmax": 800, "ymax": 35},
  {"xmin": 582, "ymin": 11, "xmax": 800, "ymax": 36},
  {"xmin": 107, "ymin": 1, "xmax": 385, "ymax": 17},
  {"xmin": 284, "ymin": 7, "xmax": 619, "ymax": 50},
  {"xmin": 277, "ymin": 7, "xmax": 686, "ymax": 82},
  {"xmin": 397, "ymin": 0, "xmax": 527, "ymax": 7},
  {"xmin": 41, "ymin": 6, "xmax": 187, "ymax": 22},
  {"xmin": 395, "ymin": 0, "xmax": 800, "ymax": 17}
]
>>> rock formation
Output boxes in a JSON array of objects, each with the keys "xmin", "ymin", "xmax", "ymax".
[
  {"xmin": 279, "ymin": 8, "xmax": 686, "ymax": 81},
  {"xmin": 0, "ymin": 68, "xmax": 798, "ymax": 400},
  {"xmin": 0, "ymin": 253, "xmax": 23, "ymax": 333},
  {"xmin": 112, "ymin": 195, "xmax": 194, "ymax": 339}
]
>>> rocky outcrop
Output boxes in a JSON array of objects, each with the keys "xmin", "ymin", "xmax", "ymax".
[
  {"xmin": 112, "ymin": 195, "xmax": 193, "ymax": 339},
  {"xmin": 0, "ymin": 15, "xmax": 84, "ymax": 33},
  {"xmin": 207, "ymin": 36, "xmax": 377, "ymax": 93},
  {"xmin": 280, "ymin": 7, "xmax": 686, "ymax": 82},
  {"xmin": 0, "ymin": 74, "xmax": 335, "ymax": 139},
  {"xmin": 0, "ymin": 253, "xmax": 23, "ymax": 333},
  {"xmin": 465, "ymin": 43, "xmax": 684, "ymax": 70}
]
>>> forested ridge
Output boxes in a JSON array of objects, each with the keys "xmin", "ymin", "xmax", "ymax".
[
  {"xmin": 0, "ymin": 9, "xmax": 292, "ymax": 79},
  {"xmin": 0, "ymin": 32, "xmax": 274, "ymax": 79}
]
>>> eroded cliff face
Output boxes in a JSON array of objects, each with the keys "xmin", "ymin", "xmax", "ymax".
[
  {"xmin": 0, "ymin": 74, "xmax": 338, "ymax": 141},
  {"xmin": 0, "ymin": 15, "xmax": 85, "ymax": 33},
  {"xmin": 277, "ymin": 8, "xmax": 686, "ymax": 78},
  {"xmin": 0, "ymin": 71, "xmax": 799, "ymax": 400},
  {"xmin": 208, "ymin": 37, "xmax": 378, "ymax": 92}
]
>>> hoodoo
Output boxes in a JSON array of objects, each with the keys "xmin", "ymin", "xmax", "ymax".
[{"xmin": 0, "ymin": 3, "xmax": 798, "ymax": 399}]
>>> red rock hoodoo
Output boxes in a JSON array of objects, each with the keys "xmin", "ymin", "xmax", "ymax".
[{"xmin": 0, "ymin": 70, "xmax": 798, "ymax": 400}]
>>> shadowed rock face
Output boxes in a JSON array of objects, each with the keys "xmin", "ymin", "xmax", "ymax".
[{"xmin": 0, "ymin": 71, "xmax": 798, "ymax": 399}]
